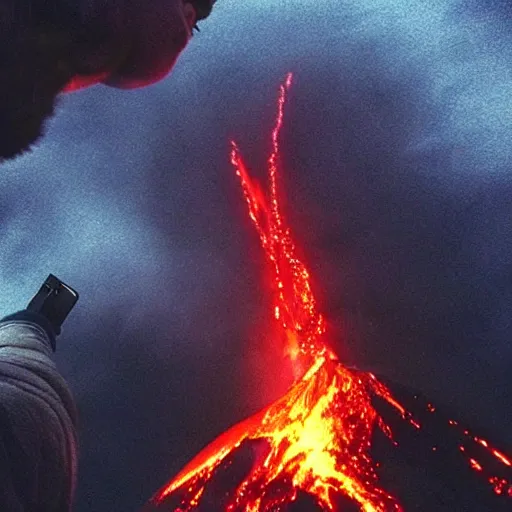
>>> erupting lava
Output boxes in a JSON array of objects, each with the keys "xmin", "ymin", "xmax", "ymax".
[{"xmin": 146, "ymin": 75, "xmax": 512, "ymax": 511}]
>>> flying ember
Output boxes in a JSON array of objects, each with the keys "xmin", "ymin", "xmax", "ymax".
[{"xmin": 145, "ymin": 75, "xmax": 512, "ymax": 511}]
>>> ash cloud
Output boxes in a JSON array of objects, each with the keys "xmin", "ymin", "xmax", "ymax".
[{"xmin": 1, "ymin": 1, "xmax": 512, "ymax": 510}]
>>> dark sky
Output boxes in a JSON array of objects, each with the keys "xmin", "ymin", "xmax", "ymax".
[{"xmin": 1, "ymin": 0, "xmax": 512, "ymax": 510}]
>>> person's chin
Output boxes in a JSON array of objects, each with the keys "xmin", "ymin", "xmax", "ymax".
[{"xmin": 103, "ymin": 27, "xmax": 190, "ymax": 89}]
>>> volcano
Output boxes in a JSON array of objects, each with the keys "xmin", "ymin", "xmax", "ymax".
[{"xmin": 144, "ymin": 75, "xmax": 512, "ymax": 511}]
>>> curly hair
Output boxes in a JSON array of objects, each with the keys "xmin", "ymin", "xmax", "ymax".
[
  {"xmin": 0, "ymin": 5, "xmax": 76, "ymax": 160},
  {"xmin": 0, "ymin": 2, "xmax": 119, "ymax": 160}
]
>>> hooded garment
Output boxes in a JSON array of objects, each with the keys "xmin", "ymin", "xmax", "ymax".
[{"xmin": 0, "ymin": 320, "xmax": 77, "ymax": 512}]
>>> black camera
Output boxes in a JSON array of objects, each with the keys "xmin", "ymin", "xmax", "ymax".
[{"xmin": 27, "ymin": 274, "xmax": 79, "ymax": 335}]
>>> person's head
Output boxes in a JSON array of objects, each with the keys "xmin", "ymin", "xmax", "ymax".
[
  {"xmin": 100, "ymin": 0, "xmax": 218, "ymax": 89},
  {"xmin": 0, "ymin": 0, "xmax": 217, "ymax": 161}
]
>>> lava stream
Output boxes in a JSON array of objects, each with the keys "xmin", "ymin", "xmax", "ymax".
[{"xmin": 146, "ymin": 74, "xmax": 512, "ymax": 511}]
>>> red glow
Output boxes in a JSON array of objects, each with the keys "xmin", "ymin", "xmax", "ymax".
[
  {"xmin": 469, "ymin": 459, "xmax": 483, "ymax": 472},
  {"xmin": 492, "ymin": 449, "xmax": 512, "ymax": 467},
  {"xmin": 146, "ymin": 75, "xmax": 512, "ymax": 511},
  {"xmin": 61, "ymin": 72, "xmax": 110, "ymax": 93}
]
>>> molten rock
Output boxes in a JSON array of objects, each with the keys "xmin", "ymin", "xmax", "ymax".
[{"xmin": 144, "ymin": 75, "xmax": 511, "ymax": 512}]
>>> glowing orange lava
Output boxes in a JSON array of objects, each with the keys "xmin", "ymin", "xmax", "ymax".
[{"xmin": 146, "ymin": 75, "xmax": 512, "ymax": 511}]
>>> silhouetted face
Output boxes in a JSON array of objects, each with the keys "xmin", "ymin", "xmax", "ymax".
[
  {"xmin": 105, "ymin": 0, "xmax": 200, "ymax": 89},
  {"xmin": 65, "ymin": 0, "xmax": 203, "ymax": 92}
]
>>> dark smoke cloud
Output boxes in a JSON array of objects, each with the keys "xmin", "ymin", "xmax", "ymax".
[{"xmin": 1, "ymin": 1, "xmax": 512, "ymax": 510}]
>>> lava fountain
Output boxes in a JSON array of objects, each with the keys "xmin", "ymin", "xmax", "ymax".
[{"xmin": 145, "ymin": 75, "xmax": 512, "ymax": 511}]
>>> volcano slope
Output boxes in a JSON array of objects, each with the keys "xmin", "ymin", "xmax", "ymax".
[{"xmin": 145, "ymin": 376, "xmax": 511, "ymax": 512}]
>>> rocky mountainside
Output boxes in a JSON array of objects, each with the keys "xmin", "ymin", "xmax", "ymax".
[{"xmin": 144, "ymin": 377, "xmax": 511, "ymax": 512}]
